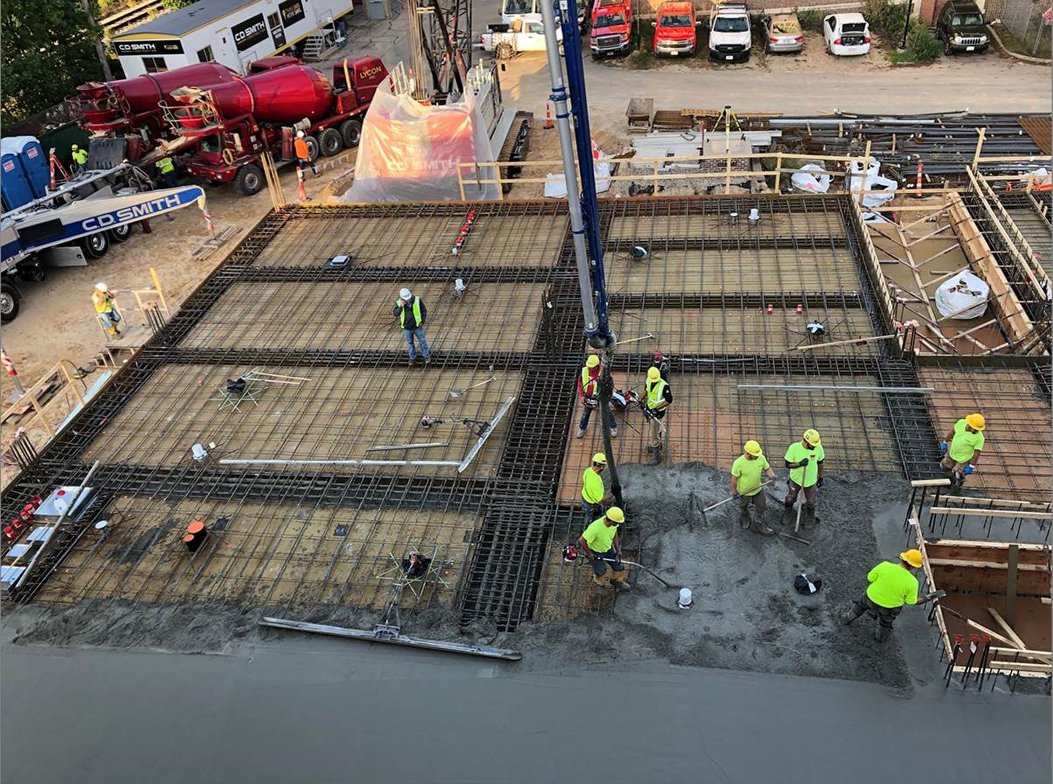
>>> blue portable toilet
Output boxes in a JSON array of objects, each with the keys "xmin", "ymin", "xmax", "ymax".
[
  {"xmin": 13, "ymin": 137, "xmax": 49, "ymax": 198},
  {"xmin": 0, "ymin": 139, "xmax": 35, "ymax": 212}
]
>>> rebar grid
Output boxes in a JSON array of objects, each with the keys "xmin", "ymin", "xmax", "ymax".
[{"xmin": 916, "ymin": 362, "xmax": 1051, "ymax": 502}]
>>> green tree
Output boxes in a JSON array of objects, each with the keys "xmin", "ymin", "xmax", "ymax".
[{"xmin": 1, "ymin": 0, "xmax": 104, "ymax": 126}]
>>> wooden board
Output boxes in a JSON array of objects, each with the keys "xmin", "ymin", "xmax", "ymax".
[{"xmin": 607, "ymin": 210, "xmax": 845, "ymax": 242}]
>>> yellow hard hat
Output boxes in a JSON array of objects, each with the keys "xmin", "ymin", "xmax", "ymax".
[
  {"xmin": 744, "ymin": 440, "xmax": 762, "ymax": 456},
  {"xmin": 592, "ymin": 452, "xmax": 607, "ymax": 465},
  {"xmin": 606, "ymin": 506, "xmax": 625, "ymax": 523},
  {"xmin": 71, "ymin": 144, "xmax": 79, "ymax": 150},
  {"xmin": 585, "ymin": 355, "xmax": 600, "ymax": 368},
  {"xmin": 646, "ymin": 367, "xmax": 661, "ymax": 381},
  {"xmin": 899, "ymin": 549, "xmax": 923, "ymax": 569},
  {"xmin": 804, "ymin": 429, "xmax": 821, "ymax": 446},
  {"xmin": 965, "ymin": 413, "xmax": 985, "ymax": 431}
]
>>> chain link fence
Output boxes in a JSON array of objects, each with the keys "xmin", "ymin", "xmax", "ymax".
[{"xmin": 985, "ymin": 0, "xmax": 1051, "ymax": 55}]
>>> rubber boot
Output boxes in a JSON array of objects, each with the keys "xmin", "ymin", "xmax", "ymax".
[
  {"xmin": 610, "ymin": 427, "xmax": 618, "ymax": 439},
  {"xmin": 874, "ymin": 624, "xmax": 893, "ymax": 643},
  {"xmin": 739, "ymin": 511, "xmax": 752, "ymax": 530},
  {"xmin": 841, "ymin": 602, "xmax": 866, "ymax": 625},
  {"xmin": 648, "ymin": 446, "xmax": 662, "ymax": 466}
]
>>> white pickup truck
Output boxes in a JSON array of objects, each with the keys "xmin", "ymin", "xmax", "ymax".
[{"xmin": 478, "ymin": 19, "xmax": 564, "ymax": 59}]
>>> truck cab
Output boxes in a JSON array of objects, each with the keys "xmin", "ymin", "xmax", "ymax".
[
  {"xmin": 935, "ymin": 0, "xmax": 989, "ymax": 54},
  {"xmin": 591, "ymin": 0, "xmax": 633, "ymax": 58},
  {"xmin": 708, "ymin": 2, "xmax": 752, "ymax": 62},
  {"xmin": 653, "ymin": 1, "xmax": 699, "ymax": 57}
]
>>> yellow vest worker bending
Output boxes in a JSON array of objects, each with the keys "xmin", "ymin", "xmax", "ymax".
[
  {"xmin": 578, "ymin": 506, "xmax": 629, "ymax": 594},
  {"xmin": 940, "ymin": 413, "xmax": 985, "ymax": 490},
  {"xmin": 841, "ymin": 549, "xmax": 923, "ymax": 642}
]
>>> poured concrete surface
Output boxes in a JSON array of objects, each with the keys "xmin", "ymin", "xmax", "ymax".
[{"xmin": 2, "ymin": 636, "xmax": 1049, "ymax": 784}]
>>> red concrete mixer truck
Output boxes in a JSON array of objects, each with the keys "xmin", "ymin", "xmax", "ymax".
[
  {"xmin": 162, "ymin": 56, "xmax": 387, "ymax": 196},
  {"xmin": 67, "ymin": 63, "xmax": 238, "ymax": 159}
]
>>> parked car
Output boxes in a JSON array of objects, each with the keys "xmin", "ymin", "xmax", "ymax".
[
  {"xmin": 935, "ymin": 0, "xmax": 989, "ymax": 54},
  {"xmin": 708, "ymin": 2, "xmax": 752, "ymax": 62},
  {"xmin": 653, "ymin": 1, "xmax": 700, "ymax": 57},
  {"xmin": 823, "ymin": 13, "xmax": 872, "ymax": 56},
  {"xmin": 762, "ymin": 12, "xmax": 804, "ymax": 53},
  {"xmin": 590, "ymin": 0, "xmax": 633, "ymax": 58},
  {"xmin": 480, "ymin": 19, "xmax": 563, "ymax": 59}
]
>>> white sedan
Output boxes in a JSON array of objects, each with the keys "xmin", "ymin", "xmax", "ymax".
[{"xmin": 823, "ymin": 13, "xmax": 872, "ymax": 56}]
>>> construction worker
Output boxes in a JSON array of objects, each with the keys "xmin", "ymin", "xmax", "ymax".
[
  {"xmin": 581, "ymin": 452, "xmax": 610, "ymax": 526},
  {"xmin": 393, "ymin": 287, "xmax": 430, "ymax": 365},
  {"xmin": 71, "ymin": 144, "xmax": 89, "ymax": 173},
  {"xmin": 784, "ymin": 429, "xmax": 824, "ymax": 525},
  {"xmin": 841, "ymin": 549, "xmax": 923, "ymax": 642},
  {"xmin": 940, "ymin": 413, "xmax": 985, "ymax": 490},
  {"xmin": 154, "ymin": 153, "xmax": 178, "ymax": 188},
  {"xmin": 578, "ymin": 506, "xmax": 629, "ymax": 594},
  {"xmin": 91, "ymin": 282, "xmax": 121, "ymax": 336},
  {"xmin": 293, "ymin": 130, "xmax": 318, "ymax": 175},
  {"xmin": 650, "ymin": 350, "xmax": 670, "ymax": 381},
  {"xmin": 575, "ymin": 354, "xmax": 617, "ymax": 438},
  {"xmin": 644, "ymin": 366, "xmax": 672, "ymax": 464},
  {"xmin": 731, "ymin": 440, "xmax": 776, "ymax": 535}
]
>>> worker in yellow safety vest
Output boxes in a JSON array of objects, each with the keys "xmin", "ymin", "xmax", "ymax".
[
  {"xmin": 91, "ymin": 282, "xmax": 121, "ymax": 336},
  {"xmin": 644, "ymin": 366, "xmax": 672, "ymax": 464},
  {"xmin": 71, "ymin": 144, "xmax": 89, "ymax": 173},
  {"xmin": 581, "ymin": 452, "xmax": 610, "ymax": 527},
  {"xmin": 784, "ymin": 429, "xmax": 824, "ymax": 526},
  {"xmin": 578, "ymin": 506, "xmax": 629, "ymax": 594},
  {"xmin": 841, "ymin": 549, "xmax": 923, "ymax": 642},
  {"xmin": 392, "ymin": 287, "xmax": 430, "ymax": 366},
  {"xmin": 940, "ymin": 413, "xmax": 985, "ymax": 490},
  {"xmin": 155, "ymin": 155, "xmax": 177, "ymax": 188},
  {"xmin": 575, "ymin": 354, "xmax": 617, "ymax": 438},
  {"xmin": 731, "ymin": 440, "xmax": 776, "ymax": 535}
]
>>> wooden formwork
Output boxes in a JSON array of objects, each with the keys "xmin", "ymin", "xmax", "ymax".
[
  {"xmin": 916, "ymin": 367, "xmax": 1050, "ymax": 503},
  {"xmin": 910, "ymin": 521, "xmax": 1052, "ymax": 682},
  {"xmin": 608, "ymin": 306, "xmax": 877, "ymax": 356},
  {"xmin": 604, "ymin": 248, "xmax": 860, "ymax": 296},
  {"xmin": 39, "ymin": 496, "xmax": 477, "ymax": 612},
  {"xmin": 557, "ymin": 372, "xmax": 898, "ymax": 505},
  {"xmin": 253, "ymin": 213, "xmax": 568, "ymax": 269},
  {"xmin": 80, "ymin": 364, "xmax": 523, "ymax": 479},
  {"xmin": 181, "ymin": 280, "xmax": 547, "ymax": 353}
]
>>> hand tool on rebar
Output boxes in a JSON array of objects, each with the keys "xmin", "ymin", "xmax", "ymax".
[
  {"xmin": 615, "ymin": 333, "xmax": 655, "ymax": 347},
  {"xmin": 447, "ymin": 375, "xmax": 496, "ymax": 399},
  {"xmin": 938, "ymin": 606, "xmax": 1024, "ymax": 651}
]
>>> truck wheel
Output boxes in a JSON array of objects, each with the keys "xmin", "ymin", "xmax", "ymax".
[
  {"xmin": 304, "ymin": 135, "xmax": 321, "ymax": 162},
  {"xmin": 1, "ymin": 281, "xmax": 21, "ymax": 323},
  {"xmin": 339, "ymin": 119, "xmax": 363, "ymax": 148},
  {"xmin": 233, "ymin": 164, "xmax": 264, "ymax": 196},
  {"xmin": 319, "ymin": 128, "xmax": 343, "ymax": 157},
  {"xmin": 496, "ymin": 42, "xmax": 514, "ymax": 61},
  {"xmin": 16, "ymin": 259, "xmax": 45, "ymax": 282},
  {"xmin": 109, "ymin": 224, "xmax": 132, "ymax": 243},
  {"xmin": 81, "ymin": 232, "xmax": 109, "ymax": 259}
]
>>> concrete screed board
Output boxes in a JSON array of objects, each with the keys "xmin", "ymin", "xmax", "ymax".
[{"xmin": 111, "ymin": 0, "xmax": 353, "ymax": 77}]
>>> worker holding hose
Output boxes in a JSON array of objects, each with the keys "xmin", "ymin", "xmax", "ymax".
[
  {"xmin": 731, "ymin": 440, "xmax": 776, "ymax": 536},
  {"xmin": 784, "ymin": 429, "xmax": 824, "ymax": 526},
  {"xmin": 578, "ymin": 506, "xmax": 629, "ymax": 594},
  {"xmin": 940, "ymin": 413, "xmax": 985, "ymax": 490}
]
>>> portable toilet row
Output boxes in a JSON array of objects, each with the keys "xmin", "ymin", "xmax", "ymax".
[{"xmin": 1, "ymin": 137, "xmax": 49, "ymax": 212}]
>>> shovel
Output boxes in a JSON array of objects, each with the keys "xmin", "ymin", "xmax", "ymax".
[{"xmin": 447, "ymin": 375, "xmax": 496, "ymax": 399}]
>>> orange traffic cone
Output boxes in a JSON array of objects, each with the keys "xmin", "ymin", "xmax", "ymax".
[
  {"xmin": 297, "ymin": 166, "xmax": 308, "ymax": 201},
  {"xmin": 544, "ymin": 103, "xmax": 553, "ymax": 130}
]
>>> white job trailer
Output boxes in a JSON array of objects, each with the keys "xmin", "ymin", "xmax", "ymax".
[{"xmin": 111, "ymin": 0, "xmax": 355, "ymax": 77}]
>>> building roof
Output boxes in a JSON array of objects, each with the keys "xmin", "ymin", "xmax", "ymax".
[{"xmin": 113, "ymin": 0, "xmax": 261, "ymax": 39}]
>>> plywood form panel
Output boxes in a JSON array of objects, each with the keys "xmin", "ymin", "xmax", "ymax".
[
  {"xmin": 38, "ymin": 497, "xmax": 476, "ymax": 611},
  {"xmin": 917, "ymin": 368, "xmax": 1050, "ymax": 502},
  {"xmin": 81, "ymin": 364, "xmax": 523, "ymax": 479},
  {"xmin": 604, "ymin": 248, "xmax": 860, "ymax": 295},
  {"xmin": 609, "ymin": 306, "xmax": 876, "ymax": 356},
  {"xmin": 181, "ymin": 281, "xmax": 546, "ymax": 353},
  {"xmin": 557, "ymin": 373, "xmax": 897, "ymax": 504},
  {"xmin": 253, "ymin": 214, "xmax": 567, "ymax": 269}
]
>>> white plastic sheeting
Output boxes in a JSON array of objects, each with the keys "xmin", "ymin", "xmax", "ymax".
[
  {"xmin": 543, "ymin": 140, "xmax": 612, "ymax": 198},
  {"xmin": 342, "ymin": 84, "xmax": 499, "ymax": 203},
  {"xmin": 848, "ymin": 158, "xmax": 898, "ymax": 208},
  {"xmin": 790, "ymin": 163, "xmax": 830, "ymax": 194},
  {"xmin": 935, "ymin": 270, "xmax": 989, "ymax": 320}
]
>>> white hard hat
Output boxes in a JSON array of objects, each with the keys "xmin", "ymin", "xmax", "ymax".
[
  {"xmin": 296, "ymin": 130, "xmax": 305, "ymax": 138},
  {"xmin": 95, "ymin": 282, "xmax": 108, "ymax": 292},
  {"xmin": 399, "ymin": 288, "xmax": 412, "ymax": 300}
]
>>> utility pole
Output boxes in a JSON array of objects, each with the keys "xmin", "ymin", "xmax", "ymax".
[
  {"xmin": 82, "ymin": 0, "xmax": 114, "ymax": 81},
  {"xmin": 539, "ymin": 0, "xmax": 623, "ymax": 505}
]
